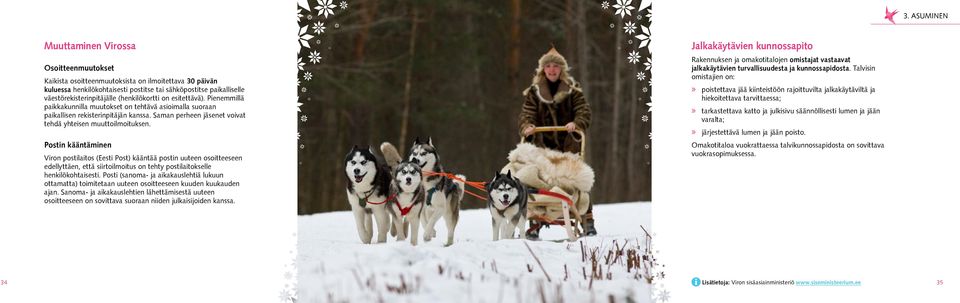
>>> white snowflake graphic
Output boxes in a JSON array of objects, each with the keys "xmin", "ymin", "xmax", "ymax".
[
  {"xmin": 340, "ymin": 1, "xmax": 348, "ymax": 10},
  {"xmin": 601, "ymin": 1, "xmax": 610, "ymax": 10},
  {"xmin": 613, "ymin": 0, "xmax": 634, "ymax": 19},
  {"xmin": 637, "ymin": 0, "xmax": 652, "ymax": 14},
  {"xmin": 297, "ymin": 0, "xmax": 311, "ymax": 11},
  {"xmin": 299, "ymin": 25, "xmax": 314, "ymax": 50},
  {"xmin": 627, "ymin": 50, "xmax": 640, "ymax": 64},
  {"xmin": 301, "ymin": 87, "xmax": 307, "ymax": 93},
  {"xmin": 644, "ymin": 144, "xmax": 650, "ymax": 149},
  {"xmin": 652, "ymin": 277, "xmax": 670, "ymax": 303},
  {"xmin": 316, "ymin": 0, "xmax": 338, "ymax": 19},
  {"xmin": 646, "ymin": 8, "xmax": 653, "ymax": 19},
  {"xmin": 643, "ymin": 86, "xmax": 649, "ymax": 93},
  {"xmin": 297, "ymin": 57, "xmax": 305, "ymax": 71},
  {"xmin": 278, "ymin": 289, "xmax": 294, "ymax": 302},
  {"xmin": 641, "ymin": 115, "xmax": 649, "ymax": 122},
  {"xmin": 636, "ymin": 71, "xmax": 645, "ymax": 81},
  {"xmin": 303, "ymin": 71, "xmax": 313, "ymax": 81},
  {"xmin": 297, "ymin": 101, "xmax": 303, "ymax": 112},
  {"xmin": 307, "ymin": 14, "xmax": 313, "ymax": 21},
  {"xmin": 624, "ymin": 21, "xmax": 637, "ymax": 34},
  {"xmin": 635, "ymin": 25, "xmax": 651, "ymax": 48},
  {"xmin": 297, "ymin": 132, "xmax": 301, "ymax": 140},
  {"xmin": 646, "ymin": 101, "xmax": 652, "ymax": 112},
  {"xmin": 648, "ymin": 131, "xmax": 652, "ymax": 140},
  {"xmin": 300, "ymin": 144, "xmax": 305, "ymax": 150},
  {"xmin": 644, "ymin": 57, "xmax": 652, "ymax": 71},
  {"xmin": 314, "ymin": 22, "xmax": 326, "ymax": 34},
  {"xmin": 297, "ymin": 8, "xmax": 303, "ymax": 22},
  {"xmin": 301, "ymin": 115, "xmax": 308, "ymax": 122},
  {"xmin": 308, "ymin": 51, "xmax": 322, "ymax": 64}
]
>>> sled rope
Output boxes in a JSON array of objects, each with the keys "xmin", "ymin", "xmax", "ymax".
[
  {"xmin": 421, "ymin": 170, "xmax": 575, "ymax": 207},
  {"xmin": 423, "ymin": 170, "xmax": 488, "ymax": 202}
]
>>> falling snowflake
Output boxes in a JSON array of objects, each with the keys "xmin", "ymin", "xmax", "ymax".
[
  {"xmin": 644, "ymin": 57, "xmax": 652, "ymax": 71},
  {"xmin": 601, "ymin": 1, "xmax": 610, "ymax": 10},
  {"xmin": 636, "ymin": 71, "xmax": 645, "ymax": 81},
  {"xmin": 298, "ymin": 25, "xmax": 314, "ymax": 50},
  {"xmin": 643, "ymin": 86, "xmax": 648, "ymax": 93},
  {"xmin": 301, "ymin": 115, "xmax": 308, "ymax": 122},
  {"xmin": 340, "ymin": 1, "xmax": 348, "ymax": 10},
  {"xmin": 297, "ymin": 101, "xmax": 303, "ymax": 112},
  {"xmin": 648, "ymin": 131, "xmax": 652, "ymax": 140},
  {"xmin": 301, "ymin": 87, "xmax": 307, "ymax": 93},
  {"xmin": 627, "ymin": 50, "xmax": 640, "ymax": 64},
  {"xmin": 300, "ymin": 144, "xmax": 306, "ymax": 150},
  {"xmin": 303, "ymin": 71, "xmax": 313, "ymax": 81},
  {"xmin": 307, "ymin": 14, "xmax": 313, "ymax": 20},
  {"xmin": 297, "ymin": 132, "xmax": 301, "ymax": 140},
  {"xmin": 613, "ymin": 0, "xmax": 634, "ymax": 19},
  {"xmin": 628, "ymin": 40, "xmax": 633, "ymax": 45},
  {"xmin": 624, "ymin": 21, "xmax": 637, "ymax": 34},
  {"xmin": 646, "ymin": 102, "xmax": 652, "ymax": 112},
  {"xmin": 635, "ymin": 25, "xmax": 651, "ymax": 48},
  {"xmin": 609, "ymin": 23, "xmax": 615, "ymax": 29},
  {"xmin": 644, "ymin": 144, "xmax": 650, "ymax": 149},
  {"xmin": 314, "ymin": 22, "xmax": 326, "ymax": 34},
  {"xmin": 646, "ymin": 8, "xmax": 653, "ymax": 19},
  {"xmin": 297, "ymin": 8, "xmax": 303, "ymax": 22},
  {"xmin": 297, "ymin": 57, "xmax": 305, "ymax": 71},
  {"xmin": 297, "ymin": 79, "xmax": 301, "ymax": 87},
  {"xmin": 315, "ymin": 0, "xmax": 338, "ymax": 19},
  {"xmin": 335, "ymin": 23, "xmax": 340, "ymax": 28},
  {"xmin": 308, "ymin": 51, "xmax": 322, "ymax": 64},
  {"xmin": 641, "ymin": 115, "xmax": 649, "ymax": 122}
]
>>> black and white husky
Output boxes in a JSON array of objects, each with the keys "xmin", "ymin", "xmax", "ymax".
[
  {"xmin": 343, "ymin": 144, "xmax": 401, "ymax": 244},
  {"xmin": 486, "ymin": 170, "xmax": 528, "ymax": 240},
  {"xmin": 408, "ymin": 137, "xmax": 464, "ymax": 246},
  {"xmin": 387, "ymin": 160, "xmax": 426, "ymax": 245}
]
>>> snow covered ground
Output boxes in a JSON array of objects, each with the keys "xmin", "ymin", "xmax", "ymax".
[{"xmin": 298, "ymin": 202, "xmax": 652, "ymax": 303}]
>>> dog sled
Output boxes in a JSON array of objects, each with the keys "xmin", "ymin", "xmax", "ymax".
[{"xmin": 501, "ymin": 126, "xmax": 594, "ymax": 242}]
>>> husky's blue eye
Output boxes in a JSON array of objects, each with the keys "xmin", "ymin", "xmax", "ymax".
[
  {"xmin": 350, "ymin": 161, "xmax": 356, "ymax": 165},
  {"xmin": 361, "ymin": 160, "xmax": 367, "ymax": 165}
]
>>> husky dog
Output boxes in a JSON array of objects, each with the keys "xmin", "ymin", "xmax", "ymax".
[
  {"xmin": 486, "ymin": 171, "xmax": 528, "ymax": 240},
  {"xmin": 408, "ymin": 137, "xmax": 464, "ymax": 246},
  {"xmin": 387, "ymin": 160, "xmax": 426, "ymax": 245},
  {"xmin": 344, "ymin": 144, "xmax": 400, "ymax": 244}
]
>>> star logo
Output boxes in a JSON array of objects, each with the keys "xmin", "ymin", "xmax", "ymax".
[{"xmin": 885, "ymin": 6, "xmax": 899, "ymax": 24}]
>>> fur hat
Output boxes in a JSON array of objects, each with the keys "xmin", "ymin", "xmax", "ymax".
[
  {"xmin": 537, "ymin": 46, "xmax": 568, "ymax": 69},
  {"xmin": 530, "ymin": 46, "xmax": 577, "ymax": 89}
]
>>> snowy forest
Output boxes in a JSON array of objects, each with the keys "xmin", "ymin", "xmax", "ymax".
[{"xmin": 298, "ymin": 0, "xmax": 652, "ymax": 214}]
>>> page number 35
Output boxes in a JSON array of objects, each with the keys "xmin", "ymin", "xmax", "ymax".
[{"xmin": 937, "ymin": 280, "xmax": 944, "ymax": 285}]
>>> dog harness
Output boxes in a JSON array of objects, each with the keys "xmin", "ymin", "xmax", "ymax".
[
  {"xmin": 425, "ymin": 183, "xmax": 441, "ymax": 206},
  {"xmin": 397, "ymin": 202, "xmax": 416, "ymax": 216},
  {"xmin": 395, "ymin": 186, "xmax": 423, "ymax": 217},
  {"xmin": 358, "ymin": 189, "xmax": 395, "ymax": 208}
]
